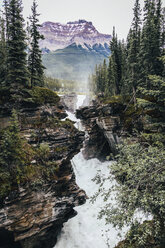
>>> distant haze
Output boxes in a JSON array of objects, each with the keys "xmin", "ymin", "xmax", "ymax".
[{"xmin": 21, "ymin": 0, "xmax": 146, "ymax": 40}]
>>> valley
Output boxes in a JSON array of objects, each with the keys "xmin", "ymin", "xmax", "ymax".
[{"xmin": 40, "ymin": 20, "xmax": 111, "ymax": 82}]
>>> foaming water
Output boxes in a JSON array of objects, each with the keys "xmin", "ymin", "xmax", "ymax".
[
  {"xmin": 65, "ymin": 95, "xmax": 86, "ymax": 130},
  {"xmin": 55, "ymin": 95, "xmax": 125, "ymax": 248},
  {"xmin": 55, "ymin": 152, "xmax": 123, "ymax": 248}
]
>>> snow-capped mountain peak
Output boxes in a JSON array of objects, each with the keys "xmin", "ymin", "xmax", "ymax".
[{"xmin": 39, "ymin": 20, "xmax": 111, "ymax": 51}]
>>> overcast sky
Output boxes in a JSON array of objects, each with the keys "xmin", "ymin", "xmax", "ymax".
[
  {"xmin": 22, "ymin": 0, "xmax": 145, "ymax": 39},
  {"xmin": 1, "ymin": 0, "xmax": 165, "ymax": 39}
]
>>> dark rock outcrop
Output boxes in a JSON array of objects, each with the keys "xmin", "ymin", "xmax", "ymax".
[
  {"xmin": 0, "ymin": 90, "xmax": 86, "ymax": 248},
  {"xmin": 76, "ymin": 102, "xmax": 125, "ymax": 160}
]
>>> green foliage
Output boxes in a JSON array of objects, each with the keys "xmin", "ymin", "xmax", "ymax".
[
  {"xmin": 93, "ymin": 140, "xmax": 165, "ymax": 246},
  {"xmin": 138, "ymin": 0, "xmax": 164, "ymax": 89},
  {"xmin": 0, "ymin": 110, "xmax": 61, "ymax": 201},
  {"xmin": 0, "ymin": 15, "xmax": 7, "ymax": 86},
  {"xmin": 125, "ymin": 0, "xmax": 141, "ymax": 97},
  {"xmin": 46, "ymin": 117, "xmax": 76, "ymax": 132},
  {"xmin": 90, "ymin": 28, "xmax": 127, "ymax": 96},
  {"xmin": 89, "ymin": 0, "xmax": 164, "ymax": 104},
  {"xmin": 28, "ymin": 86, "xmax": 60, "ymax": 105},
  {"xmin": 44, "ymin": 75, "xmax": 78, "ymax": 92},
  {"xmin": 28, "ymin": 0, "xmax": 45, "ymax": 87},
  {"xmin": 0, "ymin": 109, "xmax": 34, "ymax": 198},
  {"xmin": 99, "ymin": 95, "xmax": 128, "ymax": 105},
  {"xmin": 0, "ymin": 86, "xmax": 10, "ymax": 105},
  {"xmin": 6, "ymin": 0, "xmax": 29, "ymax": 87},
  {"xmin": 116, "ymin": 220, "xmax": 165, "ymax": 248},
  {"xmin": 36, "ymin": 143, "xmax": 50, "ymax": 164}
]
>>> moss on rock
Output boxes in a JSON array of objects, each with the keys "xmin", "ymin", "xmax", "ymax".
[{"xmin": 27, "ymin": 86, "xmax": 60, "ymax": 106}]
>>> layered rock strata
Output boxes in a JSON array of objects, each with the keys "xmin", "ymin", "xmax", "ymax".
[
  {"xmin": 76, "ymin": 101, "xmax": 125, "ymax": 160},
  {"xmin": 0, "ymin": 90, "xmax": 86, "ymax": 248}
]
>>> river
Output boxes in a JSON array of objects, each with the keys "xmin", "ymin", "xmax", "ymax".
[{"xmin": 55, "ymin": 95, "xmax": 124, "ymax": 248}]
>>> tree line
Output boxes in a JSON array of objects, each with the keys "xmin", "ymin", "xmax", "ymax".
[
  {"xmin": 89, "ymin": 0, "xmax": 165, "ymax": 103},
  {"xmin": 0, "ymin": 0, "xmax": 45, "ymax": 89},
  {"xmin": 91, "ymin": 1, "xmax": 165, "ymax": 246}
]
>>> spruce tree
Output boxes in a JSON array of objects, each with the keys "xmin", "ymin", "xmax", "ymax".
[
  {"xmin": 28, "ymin": 0, "xmax": 45, "ymax": 87},
  {"xmin": 107, "ymin": 56, "xmax": 116, "ymax": 96},
  {"xmin": 108, "ymin": 27, "xmax": 123, "ymax": 95},
  {"xmin": 6, "ymin": 0, "xmax": 29, "ymax": 87},
  {"xmin": 153, "ymin": 0, "xmax": 164, "ymax": 75},
  {"xmin": 127, "ymin": 0, "xmax": 141, "ymax": 99},
  {"xmin": 0, "ymin": 14, "xmax": 7, "ymax": 86},
  {"xmin": 101, "ymin": 59, "xmax": 107, "ymax": 93},
  {"xmin": 139, "ymin": 0, "xmax": 163, "ymax": 90}
]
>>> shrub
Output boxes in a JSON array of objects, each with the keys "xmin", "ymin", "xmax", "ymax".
[
  {"xmin": 93, "ymin": 140, "xmax": 165, "ymax": 246},
  {"xmin": 30, "ymin": 86, "xmax": 60, "ymax": 105}
]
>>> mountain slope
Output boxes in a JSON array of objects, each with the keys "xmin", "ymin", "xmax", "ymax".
[
  {"xmin": 40, "ymin": 20, "xmax": 111, "ymax": 83},
  {"xmin": 39, "ymin": 20, "xmax": 111, "ymax": 51},
  {"xmin": 42, "ymin": 43, "xmax": 108, "ymax": 82}
]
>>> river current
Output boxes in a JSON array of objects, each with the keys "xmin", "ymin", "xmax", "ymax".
[{"xmin": 55, "ymin": 95, "xmax": 124, "ymax": 248}]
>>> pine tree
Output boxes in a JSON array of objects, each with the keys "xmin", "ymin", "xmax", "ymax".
[
  {"xmin": 139, "ymin": 0, "xmax": 163, "ymax": 90},
  {"xmin": 153, "ymin": 0, "xmax": 164, "ymax": 75},
  {"xmin": 126, "ymin": 0, "xmax": 141, "ymax": 100},
  {"xmin": 108, "ymin": 27, "xmax": 123, "ymax": 95},
  {"xmin": 161, "ymin": 7, "xmax": 165, "ymax": 57},
  {"xmin": 0, "ymin": 14, "xmax": 7, "ymax": 86},
  {"xmin": 101, "ymin": 59, "xmax": 107, "ymax": 93},
  {"xmin": 6, "ymin": 0, "xmax": 29, "ymax": 87},
  {"xmin": 106, "ymin": 57, "xmax": 115, "ymax": 96},
  {"xmin": 28, "ymin": 0, "xmax": 45, "ymax": 87}
]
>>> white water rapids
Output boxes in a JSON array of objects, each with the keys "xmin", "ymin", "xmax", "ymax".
[{"xmin": 55, "ymin": 95, "xmax": 125, "ymax": 248}]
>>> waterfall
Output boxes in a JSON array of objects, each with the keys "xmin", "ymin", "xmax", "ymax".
[{"xmin": 55, "ymin": 95, "xmax": 124, "ymax": 248}]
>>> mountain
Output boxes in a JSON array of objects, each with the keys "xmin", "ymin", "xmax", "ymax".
[
  {"xmin": 39, "ymin": 20, "xmax": 111, "ymax": 51},
  {"xmin": 42, "ymin": 43, "xmax": 107, "ymax": 82},
  {"xmin": 40, "ymin": 20, "xmax": 111, "ymax": 83}
]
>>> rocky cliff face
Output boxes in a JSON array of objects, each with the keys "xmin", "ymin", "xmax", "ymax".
[
  {"xmin": 76, "ymin": 98, "xmax": 133, "ymax": 160},
  {"xmin": 0, "ymin": 89, "xmax": 86, "ymax": 248},
  {"xmin": 76, "ymin": 95, "xmax": 147, "ymax": 161},
  {"xmin": 39, "ymin": 20, "xmax": 111, "ymax": 52},
  {"xmin": 76, "ymin": 102, "xmax": 121, "ymax": 160}
]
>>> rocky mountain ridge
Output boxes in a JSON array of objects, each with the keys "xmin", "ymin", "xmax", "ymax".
[{"xmin": 39, "ymin": 19, "xmax": 111, "ymax": 52}]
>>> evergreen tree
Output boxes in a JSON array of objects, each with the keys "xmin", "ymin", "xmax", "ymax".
[
  {"xmin": 100, "ymin": 59, "xmax": 107, "ymax": 93},
  {"xmin": 107, "ymin": 27, "xmax": 124, "ymax": 95},
  {"xmin": 6, "ymin": 0, "xmax": 29, "ymax": 87},
  {"xmin": 106, "ymin": 56, "xmax": 117, "ymax": 96},
  {"xmin": 126, "ymin": 0, "xmax": 141, "ymax": 99},
  {"xmin": 28, "ymin": 0, "xmax": 45, "ymax": 87},
  {"xmin": 0, "ymin": 14, "xmax": 7, "ymax": 86},
  {"xmin": 161, "ymin": 7, "xmax": 165, "ymax": 57},
  {"xmin": 120, "ymin": 39, "xmax": 127, "ymax": 93},
  {"xmin": 110, "ymin": 27, "xmax": 120, "ymax": 94},
  {"xmin": 139, "ymin": 0, "xmax": 163, "ymax": 90}
]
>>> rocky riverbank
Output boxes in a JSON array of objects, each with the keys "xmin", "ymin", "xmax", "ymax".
[
  {"xmin": 0, "ymin": 87, "xmax": 86, "ymax": 248},
  {"xmin": 76, "ymin": 95, "xmax": 159, "ymax": 160},
  {"xmin": 76, "ymin": 99, "xmax": 124, "ymax": 160}
]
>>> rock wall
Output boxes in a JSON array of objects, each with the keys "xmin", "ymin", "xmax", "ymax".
[
  {"xmin": 76, "ymin": 101, "xmax": 125, "ymax": 160},
  {"xmin": 0, "ymin": 93, "xmax": 86, "ymax": 248}
]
